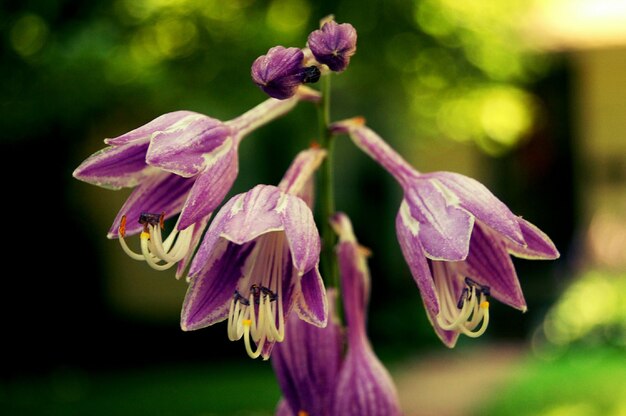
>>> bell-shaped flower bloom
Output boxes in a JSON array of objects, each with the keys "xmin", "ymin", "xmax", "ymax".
[
  {"xmin": 331, "ymin": 118, "xmax": 559, "ymax": 347},
  {"xmin": 73, "ymin": 88, "xmax": 319, "ymax": 278},
  {"xmin": 307, "ymin": 19, "xmax": 357, "ymax": 72},
  {"xmin": 331, "ymin": 213, "xmax": 402, "ymax": 416},
  {"xmin": 252, "ymin": 46, "xmax": 321, "ymax": 100},
  {"xmin": 180, "ymin": 148, "xmax": 328, "ymax": 359},
  {"xmin": 271, "ymin": 214, "xmax": 402, "ymax": 416},
  {"xmin": 272, "ymin": 289, "xmax": 343, "ymax": 416}
]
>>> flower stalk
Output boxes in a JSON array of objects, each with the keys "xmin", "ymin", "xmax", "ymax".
[{"xmin": 317, "ymin": 75, "xmax": 340, "ymax": 294}]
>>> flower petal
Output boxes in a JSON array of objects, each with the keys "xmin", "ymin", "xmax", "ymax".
[
  {"xmin": 278, "ymin": 148, "xmax": 326, "ymax": 196},
  {"xmin": 333, "ymin": 340, "xmax": 402, "ymax": 416},
  {"xmin": 281, "ymin": 194, "xmax": 321, "ymax": 274},
  {"xmin": 275, "ymin": 399, "xmax": 292, "ymax": 416},
  {"xmin": 180, "ymin": 239, "xmax": 256, "ymax": 330},
  {"xmin": 175, "ymin": 214, "xmax": 211, "ymax": 279},
  {"xmin": 405, "ymin": 181, "xmax": 475, "ymax": 261},
  {"xmin": 421, "ymin": 291, "xmax": 461, "ymax": 348},
  {"xmin": 337, "ymin": 122, "xmax": 417, "ymax": 186},
  {"xmin": 395, "ymin": 205, "xmax": 439, "ymax": 317},
  {"xmin": 177, "ymin": 144, "xmax": 239, "ymax": 230},
  {"xmin": 462, "ymin": 223, "xmax": 526, "ymax": 311},
  {"xmin": 432, "ymin": 172, "xmax": 524, "ymax": 245},
  {"xmin": 104, "ymin": 111, "xmax": 198, "ymax": 146},
  {"xmin": 507, "ymin": 218, "xmax": 560, "ymax": 260},
  {"xmin": 294, "ymin": 267, "xmax": 327, "ymax": 327},
  {"xmin": 219, "ymin": 185, "xmax": 284, "ymax": 245},
  {"xmin": 272, "ymin": 289, "xmax": 342, "ymax": 416},
  {"xmin": 73, "ymin": 139, "xmax": 154, "ymax": 190},
  {"xmin": 188, "ymin": 195, "xmax": 241, "ymax": 277},
  {"xmin": 108, "ymin": 171, "xmax": 196, "ymax": 238},
  {"xmin": 146, "ymin": 114, "xmax": 232, "ymax": 177}
]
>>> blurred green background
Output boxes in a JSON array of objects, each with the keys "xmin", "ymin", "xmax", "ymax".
[{"xmin": 2, "ymin": 0, "xmax": 625, "ymax": 415}]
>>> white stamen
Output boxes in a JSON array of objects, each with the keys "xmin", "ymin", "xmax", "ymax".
[
  {"xmin": 433, "ymin": 262, "xmax": 491, "ymax": 338},
  {"xmin": 116, "ymin": 215, "xmax": 195, "ymax": 272},
  {"xmin": 226, "ymin": 232, "xmax": 287, "ymax": 359}
]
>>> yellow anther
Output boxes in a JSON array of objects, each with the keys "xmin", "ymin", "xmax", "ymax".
[
  {"xmin": 298, "ymin": 411, "xmax": 309, "ymax": 416},
  {"xmin": 140, "ymin": 231, "xmax": 150, "ymax": 240},
  {"xmin": 242, "ymin": 319, "xmax": 252, "ymax": 327},
  {"xmin": 480, "ymin": 301, "xmax": 490, "ymax": 309}
]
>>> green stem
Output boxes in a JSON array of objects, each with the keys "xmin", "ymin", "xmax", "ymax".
[{"xmin": 317, "ymin": 75, "xmax": 339, "ymax": 291}]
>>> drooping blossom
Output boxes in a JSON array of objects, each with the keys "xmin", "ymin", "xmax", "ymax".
[
  {"xmin": 272, "ymin": 289, "xmax": 343, "ymax": 416},
  {"xmin": 307, "ymin": 19, "xmax": 357, "ymax": 72},
  {"xmin": 73, "ymin": 87, "xmax": 319, "ymax": 278},
  {"xmin": 331, "ymin": 118, "xmax": 559, "ymax": 347},
  {"xmin": 180, "ymin": 148, "xmax": 328, "ymax": 359},
  {"xmin": 272, "ymin": 213, "xmax": 402, "ymax": 416},
  {"xmin": 331, "ymin": 213, "xmax": 402, "ymax": 415}
]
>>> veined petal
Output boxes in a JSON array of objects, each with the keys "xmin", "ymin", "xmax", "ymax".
[
  {"xmin": 294, "ymin": 267, "xmax": 327, "ymax": 327},
  {"xmin": 282, "ymin": 194, "xmax": 321, "ymax": 274},
  {"xmin": 395, "ymin": 206, "xmax": 439, "ymax": 317},
  {"xmin": 188, "ymin": 195, "xmax": 240, "ymax": 277},
  {"xmin": 507, "ymin": 218, "xmax": 560, "ymax": 260},
  {"xmin": 219, "ymin": 185, "xmax": 284, "ymax": 244},
  {"xmin": 104, "ymin": 111, "xmax": 199, "ymax": 146},
  {"xmin": 181, "ymin": 240, "xmax": 256, "ymax": 330},
  {"xmin": 146, "ymin": 114, "xmax": 232, "ymax": 177},
  {"xmin": 462, "ymin": 223, "xmax": 526, "ymax": 311},
  {"xmin": 278, "ymin": 148, "xmax": 327, "ymax": 196},
  {"xmin": 431, "ymin": 172, "xmax": 524, "ymax": 245},
  {"xmin": 333, "ymin": 120, "xmax": 417, "ymax": 186},
  {"xmin": 227, "ymin": 96, "xmax": 299, "ymax": 140},
  {"xmin": 331, "ymin": 212, "xmax": 402, "ymax": 416},
  {"xmin": 108, "ymin": 171, "xmax": 196, "ymax": 238},
  {"xmin": 175, "ymin": 214, "xmax": 211, "ymax": 279},
  {"xmin": 272, "ymin": 289, "xmax": 342, "ymax": 416},
  {"xmin": 333, "ymin": 342, "xmax": 402, "ymax": 416},
  {"xmin": 177, "ymin": 144, "xmax": 239, "ymax": 230},
  {"xmin": 73, "ymin": 138, "xmax": 154, "ymax": 190},
  {"xmin": 333, "ymin": 212, "xmax": 369, "ymax": 339},
  {"xmin": 405, "ymin": 181, "xmax": 474, "ymax": 261}
]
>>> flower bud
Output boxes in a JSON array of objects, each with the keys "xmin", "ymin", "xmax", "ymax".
[
  {"xmin": 251, "ymin": 46, "xmax": 307, "ymax": 100},
  {"xmin": 307, "ymin": 21, "xmax": 357, "ymax": 72}
]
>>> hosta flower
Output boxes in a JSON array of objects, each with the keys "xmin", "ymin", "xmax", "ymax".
[
  {"xmin": 73, "ymin": 88, "xmax": 319, "ymax": 278},
  {"xmin": 331, "ymin": 213, "xmax": 402, "ymax": 416},
  {"xmin": 331, "ymin": 118, "xmax": 559, "ymax": 347},
  {"xmin": 272, "ymin": 289, "xmax": 342, "ymax": 416},
  {"xmin": 307, "ymin": 19, "xmax": 357, "ymax": 72},
  {"xmin": 271, "ymin": 214, "xmax": 402, "ymax": 416},
  {"xmin": 180, "ymin": 148, "xmax": 328, "ymax": 359},
  {"xmin": 252, "ymin": 46, "xmax": 321, "ymax": 100}
]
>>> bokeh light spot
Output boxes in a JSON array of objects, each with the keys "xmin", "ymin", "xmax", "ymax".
[
  {"xmin": 266, "ymin": 0, "xmax": 310, "ymax": 34},
  {"xmin": 10, "ymin": 14, "xmax": 49, "ymax": 57}
]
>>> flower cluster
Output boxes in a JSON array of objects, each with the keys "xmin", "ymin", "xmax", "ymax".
[{"xmin": 74, "ymin": 15, "xmax": 558, "ymax": 416}]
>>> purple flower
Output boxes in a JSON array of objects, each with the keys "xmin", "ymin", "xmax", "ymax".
[
  {"xmin": 252, "ymin": 46, "xmax": 321, "ymax": 100},
  {"xmin": 272, "ymin": 289, "xmax": 343, "ymax": 416},
  {"xmin": 180, "ymin": 148, "xmax": 328, "ymax": 359},
  {"xmin": 331, "ymin": 213, "xmax": 402, "ymax": 416},
  {"xmin": 307, "ymin": 20, "xmax": 357, "ymax": 72},
  {"xmin": 271, "ymin": 214, "xmax": 402, "ymax": 416},
  {"xmin": 73, "ymin": 91, "xmax": 319, "ymax": 278},
  {"xmin": 331, "ymin": 118, "xmax": 559, "ymax": 347}
]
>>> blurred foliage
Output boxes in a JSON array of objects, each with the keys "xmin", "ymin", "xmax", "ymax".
[
  {"xmin": 536, "ymin": 270, "xmax": 626, "ymax": 349},
  {"xmin": 476, "ymin": 347, "xmax": 626, "ymax": 416},
  {"xmin": 2, "ymin": 0, "xmax": 550, "ymax": 154}
]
